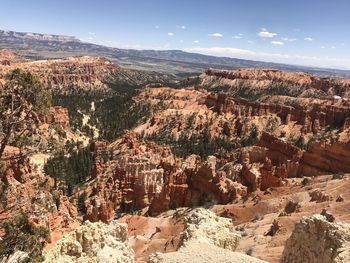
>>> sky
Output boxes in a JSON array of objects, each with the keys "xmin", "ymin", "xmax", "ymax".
[{"xmin": 0, "ymin": 0, "xmax": 350, "ymax": 69}]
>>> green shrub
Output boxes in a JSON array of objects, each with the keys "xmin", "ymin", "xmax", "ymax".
[{"xmin": 0, "ymin": 214, "xmax": 50, "ymax": 262}]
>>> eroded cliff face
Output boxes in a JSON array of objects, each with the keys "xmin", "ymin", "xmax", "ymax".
[
  {"xmin": 201, "ymin": 89, "xmax": 350, "ymax": 180},
  {"xmin": 0, "ymin": 103, "xmax": 82, "ymax": 250},
  {"xmin": 83, "ymin": 133, "xmax": 176, "ymax": 222},
  {"xmin": 299, "ymin": 138, "xmax": 350, "ymax": 176},
  {"xmin": 0, "ymin": 56, "xmax": 118, "ymax": 90},
  {"xmin": 0, "ymin": 156, "xmax": 80, "ymax": 247},
  {"xmin": 77, "ymin": 83, "xmax": 350, "ymax": 222},
  {"xmin": 201, "ymin": 68, "xmax": 350, "ymax": 98},
  {"xmin": 79, "ymin": 132, "xmax": 248, "ymax": 222},
  {"xmin": 204, "ymin": 68, "xmax": 330, "ymax": 90},
  {"xmin": 205, "ymin": 92, "xmax": 350, "ymax": 133}
]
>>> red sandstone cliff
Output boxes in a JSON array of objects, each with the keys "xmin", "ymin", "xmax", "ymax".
[{"xmin": 0, "ymin": 56, "xmax": 119, "ymax": 90}]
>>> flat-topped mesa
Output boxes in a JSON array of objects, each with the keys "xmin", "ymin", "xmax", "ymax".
[
  {"xmin": 27, "ymin": 56, "xmax": 118, "ymax": 90},
  {"xmin": 0, "ymin": 30, "xmax": 80, "ymax": 43},
  {"xmin": 205, "ymin": 93, "xmax": 350, "ymax": 132},
  {"xmin": 204, "ymin": 68, "xmax": 332, "ymax": 92},
  {"xmin": 0, "ymin": 56, "xmax": 119, "ymax": 91}
]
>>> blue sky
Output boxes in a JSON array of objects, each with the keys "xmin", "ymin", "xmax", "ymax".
[{"xmin": 1, "ymin": 0, "xmax": 350, "ymax": 69}]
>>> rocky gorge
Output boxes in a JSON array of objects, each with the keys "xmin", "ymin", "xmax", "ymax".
[{"xmin": 1, "ymin": 49, "xmax": 350, "ymax": 262}]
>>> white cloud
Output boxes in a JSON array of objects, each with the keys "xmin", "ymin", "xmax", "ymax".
[
  {"xmin": 208, "ymin": 33, "xmax": 223, "ymax": 37},
  {"xmin": 167, "ymin": 32, "xmax": 175, "ymax": 36},
  {"xmin": 247, "ymin": 40, "xmax": 254, "ymax": 44},
  {"xmin": 271, "ymin": 41, "xmax": 284, "ymax": 45},
  {"xmin": 331, "ymin": 46, "xmax": 336, "ymax": 49},
  {"xmin": 232, "ymin": 35, "xmax": 243, "ymax": 39},
  {"xmin": 155, "ymin": 25, "xmax": 160, "ymax": 29},
  {"xmin": 88, "ymin": 32, "xmax": 95, "ymax": 36},
  {"xmin": 180, "ymin": 40, "xmax": 184, "ymax": 43},
  {"xmin": 281, "ymin": 37, "xmax": 297, "ymax": 42},
  {"xmin": 183, "ymin": 46, "xmax": 350, "ymax": 69},
  {"xmin": 185, "ymin": 47, "xmax": 256, "ymax": 57},
  {"xmin": 321, "ymin": 46, "xmax": 326, "ymax": 49},
  {"xmin": 181, "ymin": 25, "xmax": 186, "ymax": 30},
  {"xmin": 193, "ymin": 40, "xmax": 200, "ymax": 43},
  {"xmin": 304, "ymin": 37, "xmax": 313, "ymax": 41},
  {"xmin": 257, "ymin": 29, "xmax": 277, "ymax": 38}
]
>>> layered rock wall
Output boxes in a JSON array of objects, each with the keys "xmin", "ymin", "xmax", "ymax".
[
  {"xmin": 0, "ymin": 56, "xmax": 118, "ymax": 90},
  {"xmin": 298, "ymin": 140, "xmax": 350, "ymax": 176},
  {"xmin": 204, "ymin": 68, "xmax": 332, "ymax": 92},
  {"xmin": 205, "ymin": 93, "xmax": 350, "ymax": 132}
]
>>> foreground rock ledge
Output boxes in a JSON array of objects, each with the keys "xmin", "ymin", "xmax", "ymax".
[
  {"xmin": 44, "ymin": 220, "xmax": 134, "ymax": 263},
  {"xmin": 281, "ymin": 215, "xmax": 350, "ymax": 263},
  {"xmin": 149, "ymin": 208, "xmax": 267, "ymax": 263}
]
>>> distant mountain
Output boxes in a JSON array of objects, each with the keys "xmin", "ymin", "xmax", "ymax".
[
  {"xmin": 0, "ymin": 30, "xmax": 80, "ymax": 42},
  {"xmin": 1, "ymin": 29, "xmax": 350, "ymax": 78}
]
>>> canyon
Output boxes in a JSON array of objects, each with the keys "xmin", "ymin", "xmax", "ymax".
[{"xmin": 1, "ymin": 50, "xmax": 350, "ymax": 263}]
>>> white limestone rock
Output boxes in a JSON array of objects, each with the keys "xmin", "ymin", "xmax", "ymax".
[
  {"xmin": 149, "ymin": 208, "xmax": 267, "ymax": 263},
  {"xmin": 281, "ymin": 214, "xmax": 350, "ymax": 263},
  {"xmin": 44, "ymin": 220, "xmax": 134, "ymax": 263}
]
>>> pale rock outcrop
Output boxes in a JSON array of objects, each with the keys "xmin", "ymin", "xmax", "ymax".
[
  {"xmin": 149, "ymin": 208, "xmax": 267, "ymax": 263},
  {"xmin": 44, "ymin": 220, "xmax": 134, "ymax": 263},
  {"xmin": 281, "ymin": 215, "xmax": 350, "ymax": 263},
  {"xmin": 181, "ymin": 208, "xmax": 240, "ymax": 250},
  {"xmin": 0, "ymin": 251, "xmax": 29, "ymax": 263}
]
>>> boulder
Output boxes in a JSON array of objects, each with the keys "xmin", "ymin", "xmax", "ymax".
[
  {"xmin": 44, "ymin": 220, "xmax": 134, "ymax": 263},
  {"xmin": 281, "ymin": 215, "xmax": 350, "ymax": 263}
]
